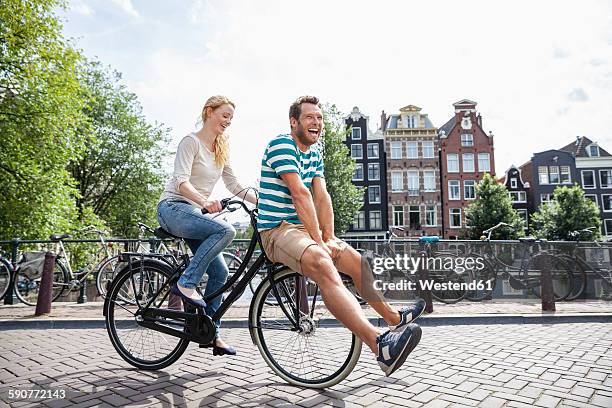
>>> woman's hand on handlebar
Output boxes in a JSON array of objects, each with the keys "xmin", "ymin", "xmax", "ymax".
[{"xmin": 202, "ymin": 199, "xmax": 222, "ymax": 214}]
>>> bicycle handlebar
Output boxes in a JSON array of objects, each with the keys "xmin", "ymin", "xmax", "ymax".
[
  {"xmin": 201, "ymin": 198, "xmax": 250, "ymax": 215},
  {"xmin": 568, "ymin": 227, "xmax": 597, "ymax": 241},
  {"xmin": 137, "ymin": 222, "xmax": 156, "ymax": 234},
  {"xmin": 481, "ymin": 222, "xmax": 513, "ymax": 241}
]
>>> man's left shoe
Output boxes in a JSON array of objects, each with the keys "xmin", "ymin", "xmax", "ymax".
[{"xmin": 389, "ymin": 298, "xmax": 426, "ymax": 332}]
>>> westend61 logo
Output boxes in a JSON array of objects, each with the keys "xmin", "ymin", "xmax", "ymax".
[{"xmin": 368, "ymin": 254, "xmax": 491, "ymax": 293}]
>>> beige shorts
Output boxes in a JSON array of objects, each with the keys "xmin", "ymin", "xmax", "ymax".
[{"xmin": 260, "ymin": 221, "xmax": 349, "ymax": 273}]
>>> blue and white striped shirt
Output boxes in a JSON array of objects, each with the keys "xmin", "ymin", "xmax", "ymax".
[{"xmin": 257, "ymin": 134, "xmax": 324, "ymax": 231}]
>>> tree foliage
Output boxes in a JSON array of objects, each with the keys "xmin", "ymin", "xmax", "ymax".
[
  {"xmin": 531, "ymin": 185, "xmax": 602, "ymax": 241},
  {"xmin": 320, "ymin": 104, "xmax": 364, "ymax": 234},
  {"xmin": 464, "ymin": 173, "xmax": 525, "ymax": 239}
]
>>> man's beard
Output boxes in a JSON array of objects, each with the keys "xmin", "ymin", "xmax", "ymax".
[{"xmin": 295, "ymin": 123, "xmax": 319, "ymax": 146}]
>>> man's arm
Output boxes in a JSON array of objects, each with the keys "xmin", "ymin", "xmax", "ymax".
[{"xmin": 311, "ymin": 176, "xmax": 335, "ymax": 241}]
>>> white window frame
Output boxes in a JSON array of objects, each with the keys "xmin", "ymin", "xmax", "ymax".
[
  {"xmin": 510, "ymin": 178, "xmax": 518, "ymax": 189},
  {"xmin": 368, "ymin": 185, "xmax": 381, "ymax": 204},
  {"xmin": 369, "ymin": 211, "xmax": 382, "ymax": 230},
  {"xmin": 449, "ymin": 208, "xmax": 462, "ymax": 228},
  {"xmin": 517, "ymin": 209, "xmax": 528, "ymax": 229},
  {"xmin": 478, "ymin": 153, "xmax": 491, "ymax": 173},
  {"xmin": 352, "ymin": 163, "xmax": 363, "ymax": 181},
  {"xmin": 588, "ymin": 145, "xmax": 600, "ymax": 157},
  {"xmin": 422, "ymin": 141, "xmax": 434, "ymax": 158},
  {"xmin": 549, "ymin": 166, "xmax": 560, "ymax": 184},
  {"xmin": 351, "ymin": 144, "xmax": 363, "ymax": 159},
  {"xmin": 509, "ymin": 191, "xmax": 527, "ymax": 203},
  {"xmin": 464, "ymin": 180, "xmax": 476, "ymax": 200},
  {"xmin": 601, "ymin": 194, "xmax": 612, "ymax": 212},
  {"xmin": 367, "ymin": 143, "xmax": 379, "ymax": 159},
  {"xmin": 351, "ymin": 127, "xmax": 362, "ymax": 140},
  {"xmin": 423, "ymin": 170, "xmax": 436, "ymax": 191},
  {"xmin": 447, "ymin": 154, "xmax": 459, "ymax": 173},
  {"xmin": 449, "ymin": 180, "xmax": 460, "ymax": 200},
  {"xmin": 460, "ymin": 133, "xmax": 473, "ymax": 147},
  {"xmin": 425, "ymin": 205, "xmax": 436, "ymax": 226},
  {"xmin": 462, "ymin": 153, "xmax": 475, "ymax": 173},
  {"xmin": 600, "ymin": 170, "xmax": 612, "ymax": 189},
  {"xmin": 541, "ymin": 193, "xmax": 553, "ymax": 204},
  {"xmin": 407, "ymin": 170, "xmax": 419, "ymax": 194},
  {"xmin": 582, "ymin": 170, "xmax": 596, "ymax": 189},
  {"xmin": 353, "ymin": 211, "xmax": 365, "ymax": 230},
  {"xmin": 408, "ymin": 205, "xmax": 421, "ymax": 228},
  {"xmin": 391, "ymin": 171, "xmax": 403, "ymax": 192},
  {"xmin": 605, "ymin": 219, "xmax": 612, "ymax": 236},
  {"xmin": 367, "ymin": 163, "xmax": 380, "ymax": 181},
  {"xmin": 585, "ymin": 194, "xmax": 598, "ymax": 205},
  {"xmin": 560, "ymin": 166, "xmax": 571, "ymax": 184},
  {"xmin": 539, "ymin": 166, "xmax": 549, "ymax": 185},
  {"xmin": 406, "ymin": 141, "xmax": 418, "ymax": 159},
  {"xmin": 393, "ymin": 205, "xmax": 404, "ymax": 227},
  {"xmin": 390, "ymin": 141, "xmax": 402, "ymax": 159}
]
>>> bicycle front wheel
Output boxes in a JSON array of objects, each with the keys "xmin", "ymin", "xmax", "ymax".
[
  {"xmin": 249, "ymin": 268, "xmax": 362, "ymax": 389},
  {"xmin": 95, "ymin": 255, "xmax": 122, "ymax": 298},
  {"xmin": 104, "ymin": 260, "xmax": 189, "ymax": 370}
]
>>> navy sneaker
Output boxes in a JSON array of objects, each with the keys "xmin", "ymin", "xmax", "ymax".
[
  {"xmin": 170, "ymin": 283, "xmax": 207, "ymax": 309},
  {"xmin": 377, "ymin": 323, "xmax": 422, "ymax": 377},
  {"xmin": 389, "ymin": 298, "xmax": 426, "ymax": 332}
]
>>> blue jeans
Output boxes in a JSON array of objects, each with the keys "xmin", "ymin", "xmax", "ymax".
[{"xmin": 157, "ymin": 200, "xmax": 236, "ymax": 333}]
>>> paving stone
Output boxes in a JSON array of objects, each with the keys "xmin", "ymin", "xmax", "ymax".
[{"xmin": 535, "ymin": 394, "xmax": 562, "ymax": 407}]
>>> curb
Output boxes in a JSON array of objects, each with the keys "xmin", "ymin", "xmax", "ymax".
[{"xmin": 1, "ymin": 313, "xmax": 611, "ymax": 330}]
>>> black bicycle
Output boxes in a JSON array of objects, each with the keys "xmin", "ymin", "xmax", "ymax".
[{"xmin": 103, "ymin": 198, "xmax": 362, "ymax": 388}]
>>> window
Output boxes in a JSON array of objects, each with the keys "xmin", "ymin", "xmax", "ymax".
[
  {"xmin": 367, "ymin": 143, "xmax": 379, "ymax": 159},
  {"xmin": 549, "ymin": 166, "xmax": 560, "ymax": 184},
  {"xmin": 582, "ymin": 170, "xmax": 596, "ymax": 188},
  {"xmin": 517, "ymin": 209, "xmax": 528, "ymax": 228},
  {"xmin": 391, "ymin": 171, "xmax": 403, "ymax": 191},
  {"xmin": 478, "ymin": 153, "xmax": 490, "ymax": 172},
  {"xmin": 600, "ymin": 170, "xmax": 612, "ymax": 188},
  {"xmin": 606, "ymin": 219, "xmax": 612, "ymax": 236},
  {"xmin": 461, "ymin": 134, "xmax": 473, "ymax": 147},
  {"xmin": 368, "ymin": 186, "xmax": 381, "ymax": 204},
  {"xmin": 351, "ymin": 144, "xmax": 363, "ymax": 159},
  {"xmin": 449, "ymin": 208, "xmax": 461, "ymax": 228},
  {"xmin": 351, "ymin": 127, "xmax": 362, "ymax": 140},
  {"xmin": 425, "ymin": 205, "xmax": 436, "ymax": 226},
  {"xmin": 585, "ymin": 194, "xmax": 598, "ymax": 205},
  {"xmin": 352, "ymin": 164, "xmax": 363, "ymax": 181},
  {"xmin": 588, "ymin": 145, "xmax": 600, "ymax": 157},
  {"xmin": 449, "ymin": 180, "xmax": 460, "ymax": 200},
  {"xmin": 407, "ymin": 170, "xmax": 419, "ymax": 195},
  {"xmin": 390, "ymin": 142, "xmax": 402, "ymax": 159},
  {"xmin": 464, "ymin": 180, "xmax": 476, "ymax": 200},
  {"xmin": 409, "ymin": 206, "xmax": 420, "ymax": 229},
  {"xmin": 367, "ymin": 163, "xmax": 380, "ymax": 181},
  {"xmin": 393, "ymin": 206, "xmax": 404, "ymax": 226},
  {"xmin": 369, "ymin": 211, "xmax": 382, "ymax": 230},
  {"xmin": 510, "ymin": 178, "xmax": 518, "ymax": 189},
  {"xmin": 539, "ymin": 166, "xmax": 549, "ymax": 184},
  {"xmin": 462, "ymin": 153, "xmax": 475, "ymax": 172},
  {"xmin": 407, "ymin": 141, "xmax": 418, "ymax": 159},
  {"xmin": 423, "ymin": 170, "xmax": 435, "ymax": 191},
  {"xmin": 447, "ymin": 154, "xmax": 459, "ymax": 173},
  {"xmin": 541, "ymin": 194, "xmax": 553, "ymax": 205},
  {"xmin": 560, "ymin": 166, "xmax": 571, "ymax": 184},
  {"xmin": 422, "ymin": 141, "xmax": 434, "ymax": 158},
  {"xmin": 509, "ymin": 191, "xmax": 527, "ymax": 202},
  {"xmin": 353, "ymin": 211, "xmax": 365, "ymax": 230},
  {"xmin": 602, "ymin": 194, "xmax": 612, "ymax": 212}
]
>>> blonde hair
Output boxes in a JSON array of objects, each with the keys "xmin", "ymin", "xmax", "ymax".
[{"xmin": 201, "ymin": 95, "xmax": 235, "ymax": 166}]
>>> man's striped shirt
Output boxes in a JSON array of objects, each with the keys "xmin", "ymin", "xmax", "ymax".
[{"xmin": 257, "ymin": 134, "xmax": 324, "ymax": 231}]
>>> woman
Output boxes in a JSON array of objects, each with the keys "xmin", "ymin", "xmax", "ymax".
[{"xmin": 157, "ymin": 95, "xmax": 257, "ymax": 356}]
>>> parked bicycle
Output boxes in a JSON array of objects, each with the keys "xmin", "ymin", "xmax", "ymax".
[
  {"xmin": 0, "ymin": 251, "xmax": 12, "ymax": 301},
  {"xmin": 465, "ymin": 222, "xmax": 574, "ymax": 301},
  {"xmin": 104, "ymin": 198, "xmax": 362, "ymax": 388}
]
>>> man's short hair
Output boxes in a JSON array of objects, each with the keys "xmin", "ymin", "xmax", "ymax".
[{"xmin": 289, "ymin": 96, "xmax": 321, "ymax": 121}]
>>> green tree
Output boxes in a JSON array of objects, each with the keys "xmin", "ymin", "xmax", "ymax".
[
  {"xmin": 531, "ymin": 185, "xmax": 602, "ymax": 241},
  {"xmin": 464, "ymin": 173, "xmax": 525, "ymax": 239},
  {"xmin": 320, "ymin": 104, "xmax": 364, "ymax": 234},
  {"xmin": 0, "ymin": 0, "xmax": 87, "ymax": 239},
  {"xmin": 69, "ymin": 60, "xmax": 171, "ymax": 237}
]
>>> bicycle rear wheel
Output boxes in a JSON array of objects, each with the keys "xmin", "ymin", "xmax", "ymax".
[
  {"xmin": 250, "ymin": 268, "xmax": 362, "ymax": 388},
  {"xmin": 104, "ymin": 260, "xmax": 189, "ymax": 370},
  {"xmin": 528, "ymin": 254, "xmax": 574, "ymax": 301},
  {"xmin": 14, "ymin": 259, "xmax": 68, "ymax": 306},
  {"xmin": 0, "ymin": 258, "xmax": 11, "ymax": 301},
  {"xmin": 562, "ymin": 256, "xmax": 587, "ymax": 301},
  {"xmin": 428, "ymin": 255, "xmax": 471, "ymax": 304},
  {"xmin": 95, "ymin": 255, "xmax": 122, "ymax": 298}
]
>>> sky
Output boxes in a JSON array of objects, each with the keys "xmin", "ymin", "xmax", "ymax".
[{"xmin": 60, "ymin": 0, "xmax": 612, "ymax": 216}]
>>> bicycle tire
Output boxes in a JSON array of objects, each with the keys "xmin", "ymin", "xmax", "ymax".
[
  {"xmin": 560, "ymin": 256, "xmax": 587, "ymax": 301},
  {"xmin": 104, "ymin": 259, "xmax": 189, "ymax": 370},
  {"xmin": 465, "ymin": 257, "xmax": 497, "ymax": 302},
  {"xmin": 527, "ymin": 254, "xmax": 574, "ymax": 301},
  {"xmin": 14, "ymin": 258, "xmax": 68, "ymax": 306},
  {"xmin": 428, "ymin": 254, "xmax": 472, "ymax": 304},
  {"xmin": 249, "ymin": 268, "xmax": 362, "ymax": 388},
  {"xmin": 95, "ymin": 254, "xmax": 122, "ymax": 298},
  {"xmin": 0, "ymin": 258, "xmax": 11, "ymax": 301}
]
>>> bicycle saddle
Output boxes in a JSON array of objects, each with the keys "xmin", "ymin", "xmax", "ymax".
[
  {"xmin": 154, "ymin": 227, "xmax": 181, "ymax": 240},
  {"xmin": 419, "ymin": 236, "xmax": 440, "ymax": 243},
  {"xmin": 50, "ymin": 233, "xmax": 71, "ymax": 241}
]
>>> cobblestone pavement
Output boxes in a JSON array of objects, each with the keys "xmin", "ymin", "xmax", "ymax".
[
  {"xmin": 1, "ymin": 300, "xmax": 611, "ymax": 321},
  {"xmin": 0, "ymin": 323, "xmax": 610, "ymax": 407}
]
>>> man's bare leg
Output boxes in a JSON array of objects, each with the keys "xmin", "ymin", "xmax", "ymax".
[
  {"xmin": 334, "ymin": 246, "xmax": 401, "ymax": 326},
  {"xmin": 300, "ymin": 245, "xmax": 381, "ymax": 354}
]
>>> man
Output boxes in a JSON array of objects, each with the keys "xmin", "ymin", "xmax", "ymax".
[{"xmin": 257, "ymin": 95, "xmax": 425, "ymax": 376}]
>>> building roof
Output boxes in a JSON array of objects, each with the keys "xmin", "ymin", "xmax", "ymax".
[
  {"xmin": 386, "ymin": 114, "xmax": 435, "ymax": 129},
  {"xmin": 438, "ymin": 116, "xmax": 455, "ymax": 137},
  {"xmin": 559, "ymin": 136, "xmax": 611, "ymax": 157}
]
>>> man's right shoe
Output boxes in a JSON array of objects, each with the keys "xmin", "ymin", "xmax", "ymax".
[
  {"xmin": 377, "ymin": 323, "xmax": 422, "ymax": 377},
  {"xmin": 170, "ymin": 283, "xmax": 207, "ymax": 309}
]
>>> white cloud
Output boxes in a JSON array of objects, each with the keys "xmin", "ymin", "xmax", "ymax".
[
  {"xmin": 70, "ymin": 0, "xmax": 94, "ymax": 16},
  {"xmin": 110, "ymin": 0, "xmax": 139, "ymax": 18}
]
